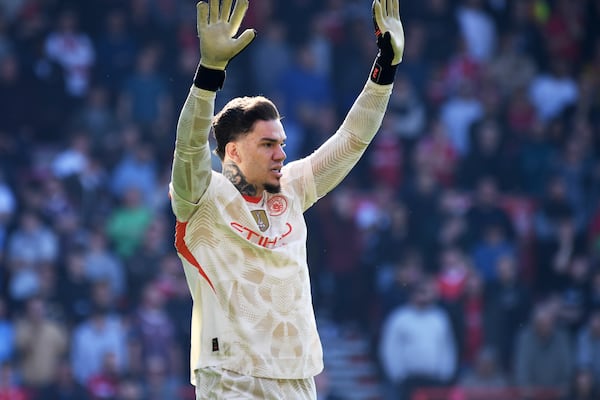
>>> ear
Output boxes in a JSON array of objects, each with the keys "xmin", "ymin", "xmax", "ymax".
[{"xmin": 225, "ymin": 141, "xmax": 241, "ymax": 164}]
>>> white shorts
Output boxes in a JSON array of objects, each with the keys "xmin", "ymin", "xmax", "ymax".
[{"xmin": 194, "ymin": 367, "xmax": 316, "ymax": 400}]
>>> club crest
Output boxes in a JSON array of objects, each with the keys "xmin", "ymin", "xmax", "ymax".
[{"xmin": 267, "ymin": 195, "xmax": 288, "ymax": 216}]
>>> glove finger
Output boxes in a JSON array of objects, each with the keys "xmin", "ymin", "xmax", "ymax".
[
  {"xmin": 384, "ymin": 0, "xmax": 392, "ymax": 17},
  {"xmin": 392, "ymin": 0, "xmax": 400, "ymax": 20},
  {"xmin": 221, "ymin": 0, "xmax": 233, "ymax": 22},
  {"xmin": 372, "ymin": 0, "xmax": 385, "ymax": 35},
  {"xmin": 232, "ymin": 28, "xmax": 256, "ymax": 56},
  {"xmin": 197, "ymin": 1, "xmax": 209, "ymax": 32},
  {"xmin": 229, "ymin": 0, "xmax": 250, "ymax": 33},
  {"xmin": 209, "ymin": 0, "xmax": 219, "ymax": 24}
]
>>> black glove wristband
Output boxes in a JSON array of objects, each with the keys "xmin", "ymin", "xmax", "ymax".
[
  {"xmin": 370, "ymin": 31, "xmax": 397, "ymax": 85},
  {"xmin": 193, "ymin": 64, "xmax": 226, "ymax": 91}
]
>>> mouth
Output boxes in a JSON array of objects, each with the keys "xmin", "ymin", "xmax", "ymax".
[{"xmin": 271, "ymin": 167, "xmax": 282, "ymax": 179}]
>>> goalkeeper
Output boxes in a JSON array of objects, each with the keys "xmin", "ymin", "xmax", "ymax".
[{"xmin": 169, "ymin": 0, "xmax": 405, "ymax": 398}]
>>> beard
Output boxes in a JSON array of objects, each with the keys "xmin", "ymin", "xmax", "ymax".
[{"xmin": 264, "ymin": 182, "xmax": 281, "ymax": 194}]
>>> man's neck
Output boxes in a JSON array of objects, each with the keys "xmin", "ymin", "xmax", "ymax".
[{"xmin": 222, "ymin": 161, "xmax": 259, "ymax": 196}]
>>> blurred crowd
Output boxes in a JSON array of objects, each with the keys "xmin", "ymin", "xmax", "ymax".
[{"xmin": 0, "ymin": 0, "xmax": 599, "ymax": 399}]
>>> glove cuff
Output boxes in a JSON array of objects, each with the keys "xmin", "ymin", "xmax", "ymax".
[
  {"xmin": 370, "ymin": 55, "xmax": 397, "ymax": 85},
  {"xmin": 194, "ymin": 64, "xmax": 226, "ymax": 91}
]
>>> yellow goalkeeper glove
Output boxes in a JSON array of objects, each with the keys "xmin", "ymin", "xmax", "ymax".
[
  {"xmin": 370, "ymin": 0, "xmax": 405, "ymax": 85},
  {"xmin": 194, "ymin": 0, "xmax": 256, "ymax": 90}
]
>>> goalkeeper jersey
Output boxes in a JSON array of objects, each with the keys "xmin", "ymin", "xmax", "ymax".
[{"xmin": 170, "ymin": 80, "xmax": 392, "ymax": 384}]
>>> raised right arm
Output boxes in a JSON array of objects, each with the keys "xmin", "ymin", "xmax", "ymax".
[
  {"xmin": 170, "ymin": 86, "xmax": 215, "ymax": 222},
  {"xmin": 170, "ymin": 0, "xmax": 255, "ymax": 222}
]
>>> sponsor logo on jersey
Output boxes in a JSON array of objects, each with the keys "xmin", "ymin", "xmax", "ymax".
[{"xmin": 231, "ymin": 221, "xmax": 293, "ymax": 248}]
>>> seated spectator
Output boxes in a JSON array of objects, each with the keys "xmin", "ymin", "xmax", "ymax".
[
  {"xmin": 414, "ymin": 117, "xmax": 459, "ymax": 187},
  {"xmin": 109, "ymin": 138, "xmax": 158, "ymax": 205},
  {"xmin": 576, "ymin": 309, "xmax": 600, "ymax": 386},
  {"xmin": 514, "ymin": 300, "xmax": 572, "ymax": 392},
  {"xmin": 465, "ymin": 176, "xmax": 515, "ymax": 246},
  {"xmin": 117, "ymin": 45, "xmax": 171, "ymax": 128},
  {"xmin": 436, "ymin": 246, "xmax": 471, "ymax": 304},
  {"xmin": 458, "ymin": 119, "xmax": 514, "ymax": 191},
  {"xmin": 528, "ymin": 59, "xmax": 578, "ymax": 122},
  {"xmin": 6, "ymin": 210, "xmax": 59, "ymax": 272},
  {"xmin": 589, "ymin": 269, "xmax": 600, "ymax": 311},
  {"xmin": 536, "ymin": 214, "xmax": 587, "ymax": 296},
  {"xmin": 562, "ymin": 367, "xmax": 599, "ymax": 400},
  {"xmin": 129, "ymin": 284, "xmax": 179, "ymax": 377},
  {"xmin": 0, "ymin": 360, "xmax": 30, "ymax": 400},
  {"xmin": 14, "ymin": 297, "xmax": 68, "ymax": 391},
  {"xmin": 0, "ymin": 298, "xmax": 14, "ymax": 364},
  {"xmin": 105, "ymin": 187, "xmax": 153, "ymax": 260},
  {"xmin": 57, "ymin": 248, "xmax": 93, "ymax": 325},
  {"xmin": 534, "ymin": 175, "xmax": 577, "ymax": 241},
  {"xmin": 471, "ymin": 222, "xmax": 516, "ymax": 283},
  {"xmin": 484, "ymin": 254, "xmax": 531, "ymax": 372},
  {"xmin": 44, "ymin": 358, "xmax": 90, "ymax": 400},
  {"xmin": 83, "ymin": 229, "xmax": 126, "ymax": 299},
  {"xmin": 44, "ymin": 8, "xmax": 95, "ymax": 98},
  {"xmin": 70, "ymin": 304, "xmax": 129, "ymax": 385},
  {"xmin": 0, "ymin": 171, "xmax": 16, "ymax": 253},
  {"xmin": 379, "ymin": 276, "xmax": 457, "ymax": 400},
  {"xmin": 459, "ymin": 347, "xmax": 508, "ymax": 389},
  {"xmin": 87, "ymin": 352, "xmax": 121, "ymax": 400},
  {"xmin": 141, "ymin": 355, "xmax": 182, "ymax": 400},
  {"xmin": 555, "ymin": 255, "xmax": 593, "ymax": 334}
]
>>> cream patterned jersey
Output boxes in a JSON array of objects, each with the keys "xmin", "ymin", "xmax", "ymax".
[
  {"xmin": 170, "ymin": 159, "xmax": 323, "ymax": 381},
  {"xmin": 170, "ymin": 80, "xmax": 392, "ymax": 384}
]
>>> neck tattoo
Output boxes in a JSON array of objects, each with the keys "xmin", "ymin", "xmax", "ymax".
[{"xmin": 223, "ymin": 162, "xmax": 258, "ymax": 196}]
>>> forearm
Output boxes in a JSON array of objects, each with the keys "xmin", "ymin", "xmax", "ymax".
[
  {"xmin": 170, "ymin": 85, "xmax": 215, "ymax": 217},
  {"xmin": 310, "ymin": 80, "xmax": 392, "ymax": 197}
]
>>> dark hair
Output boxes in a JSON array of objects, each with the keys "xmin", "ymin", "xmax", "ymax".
[{"xmin": 212, "ymin": 96, "xmax": 280, "ymax": 160}]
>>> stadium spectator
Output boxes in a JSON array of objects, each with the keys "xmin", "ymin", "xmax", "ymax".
[
  {"xmin": 484, "ymin": 254, "xmax": 531, "ymax": 372},
  {"xmin": 83, "ymin": 229, "xmax": 126, "ymax": 299},
  {"xmin": 94, "ymin": 8, "xmax": 138, "ymax": 94},
  {"xmin": 0, "ymin": 360, "xmax": 30, "ymax": 400},
  {"xmin": 455, "ymin": 0, "xmax": 497, "ymax": 63},
  {"xmin": 379, "ymin": 276, "xmax": 457, "ymax": 399},
  {"xmin": 14, "ymin": 297, "xmax": 68, "ymax": 391},
  {"xmin": 528, "ymin": 59, "xmax": 578, "ymax": 122},
  {"xmin": 0, "ymin": 299, "xmax": 14, "ymax": 364},
  {"xmin": 459, "ymin": 347, "xmax": 508, "ymax": 389},
  {"xmin": 105, "ymin": 187, "xmax": 153, "ymax": 260},
  {"xmin": 70, "ymin": 304, "xmax": 129, "ymax": 385},
  {"xmin": 576, "ymin": 309, "xmax": 600, "ymax": 386},
  {"xmin": 44, "ymin": 359, "xmax": 90, "ymax": 400},
  {"xmin": 562, "ymin": 367, "xmax": 600, "ymax": 400},
  {"xmin": 44, "ymin": 8, "xmax": 95, "ymax": 98},
  {"xmin": 128, "ymin": 284, "xmax": 179, "ymax": 377},
  {"xmin": 117, "ymin": 44, "xmax": 172, "ymax": 129},
  {"xmin": 514, "ymin": 301, "xmax": 572, "ymax": 392}
]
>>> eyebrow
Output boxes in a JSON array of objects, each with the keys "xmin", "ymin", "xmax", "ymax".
[{"xmin": 259, "ymin": 137, "xmax": 286, "ymax": 144}]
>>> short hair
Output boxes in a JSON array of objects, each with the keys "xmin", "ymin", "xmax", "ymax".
[{"xmin": 212, "ymin": 96, "xmax": 280, "ymax": 160}]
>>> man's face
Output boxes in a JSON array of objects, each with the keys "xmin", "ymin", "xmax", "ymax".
[{"xmin": 232, "ymin": 119, "xmax": 287, "ymax": 194}]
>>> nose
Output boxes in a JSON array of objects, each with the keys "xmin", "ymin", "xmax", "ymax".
[{"xmin": 274, "ymin": 145, "xmax": 286, "ymax": 161}]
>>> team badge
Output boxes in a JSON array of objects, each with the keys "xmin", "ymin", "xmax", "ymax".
[
  {"xmin": 251, "ymin": 210, "xmax": 270, "ymax": 232},
  {"xmin": 267, "ymin": 195, "xmax": 288, "ymax": 216}
]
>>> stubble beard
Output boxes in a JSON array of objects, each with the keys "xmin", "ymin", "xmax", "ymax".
[{"xmin": 264, "ymin": 182, "xmax": 281, "ymax": 194}]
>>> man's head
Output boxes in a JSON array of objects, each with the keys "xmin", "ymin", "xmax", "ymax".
[{"xmin": 213, "ymin": 96, "xmax": 286, "ymax": 194}]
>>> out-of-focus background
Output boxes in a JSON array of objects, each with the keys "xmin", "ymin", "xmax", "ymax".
[{"xmin": 0, "ymin": 0, "xmax": 599, "ymax": 399}]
